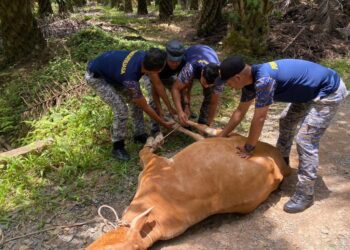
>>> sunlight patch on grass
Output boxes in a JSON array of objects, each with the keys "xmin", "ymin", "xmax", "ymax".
[{"xmin": 158, "ymin": 23, "xmax": 183, "ymax": 33}]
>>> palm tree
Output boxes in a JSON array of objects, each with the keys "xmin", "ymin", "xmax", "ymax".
[
  {"xmin": 57, "ymin": 0, "xmax": 74, "ymax": 13},
  {"xmin": 138, "ymin": 0, "xmax": 148, "ymax": 14},
  {"xmin": 0, "ymin": 0, "xmax": 46, "ymax": 62},
  {"xmin": 39, "ymin": 0, "xmax": 53, "ymax": 17},
  {"xmin": 197, "ymin": 0, "xmax": 224, "ymax": 36},
  {"xmin": 159, "ymin": 0, "xmax": 173, "ymax": 20},
  {"xmin": 125, "ymin": 0, "xmax": 133, "ymax": 13},
  {"xmin": 190, "ymin": 0, "xmax": 198, "ymax": 10}
]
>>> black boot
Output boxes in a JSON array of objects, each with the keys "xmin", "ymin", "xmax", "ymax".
[
  {"xmin": 283, "ymin": 157, "xmax": 290, "ymax": 166},
  {"xmin": 112, "ymin": 140, "xmax": 130, "ymax": 161},
  {"xmin": 283, "ymin": 191, "xmax": 314, "ymax": 213},
  {"xmin": 133, "ymin": 133, "xmax": 148, "ymax": 144}
]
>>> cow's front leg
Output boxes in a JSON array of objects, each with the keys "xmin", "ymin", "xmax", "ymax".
[
  {"xmin": 139, "ymin": 134, "xmax": 165, "ymax": 168},
  {"xmin": 139, "ymin": 137, "xmax": 157, "ymax": 168},
  {"xmin": 139, "ymin": 146, "xmax": 155, "ymax": 169}
]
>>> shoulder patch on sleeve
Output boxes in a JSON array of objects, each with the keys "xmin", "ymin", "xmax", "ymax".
[
  {"xmin": 121, "ymin": 51, "xmax": 137, "ymax": 75},
  {"xmin": 197, "ymin": 59, "xmax": 209, "ymax": 65},
  {"xmin": 268, "ymin": 61, "xmax": 278, "ymax": 70}
]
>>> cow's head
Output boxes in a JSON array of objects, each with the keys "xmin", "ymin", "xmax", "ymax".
[{"xmin": 86, "ymin": 208, "xmax": 153, "ymax": 250}]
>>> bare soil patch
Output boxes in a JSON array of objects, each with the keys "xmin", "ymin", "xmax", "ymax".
[{"xmin": 269, "ymin": 2, "xmax": 350, "ymax": 60}]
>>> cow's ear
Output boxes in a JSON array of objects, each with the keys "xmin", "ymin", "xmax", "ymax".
[{"xmin": 130, "ymin": 207, "xmax": 153, "ymax": 232}]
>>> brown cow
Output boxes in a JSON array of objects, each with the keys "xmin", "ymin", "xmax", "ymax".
[{"xmin": 86, "ymin": 124, "xmax": 291, "ymax": 250}]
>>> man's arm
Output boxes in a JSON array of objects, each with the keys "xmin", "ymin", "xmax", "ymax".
[
  {"xmin": 151, "ymin": 85, "xmax": 164, "ymax": 117},
  {"xmin": 133, "ymin": 97, "xmax": 173, "ymax": 128},
  {"xmin": 236, "ymin": 105, "xmax": 269, "ymax": 158},
  {"xmin": 245, "ymin": 105, "xmax": 269, "ymax": 147},
  {"xmin": 181, "ymin": 82, "xmax": 192, "ymax": 116},
  {"xmin": 171, "ymin": 79, "xmax": 190, "ymax": 124},
  {"xmin": 219, "ymin": 99, "xmax": 254, "ymax": 137},
  {"xmin": 206, "ymin": 92, "xmax": 220, "ymax": 126},
  {"xmin": 123, "ymin": 80, "xmax": 173, "ymax": 128},
  {"xmin": 148, "ymin": 73, "xmax": 176, "ymax": 115},
  {"xmin": 244, "ymin": 76, "xmax": 275, "ymax": 147}
]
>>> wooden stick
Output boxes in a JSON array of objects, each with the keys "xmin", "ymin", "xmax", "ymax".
[{"xmin": 282, "ymin": 26, "xmax": 306, "ymax": 53}]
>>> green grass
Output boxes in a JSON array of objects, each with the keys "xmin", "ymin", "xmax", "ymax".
[
  {"xmin": 67, "ymin": 26, "xmax": 161, "ymax": 63},
  {"xmin": 321, "ymin": 58, "xmax": 350, "ymax": 88},
  {"xmin": 98, "ymin": 7, "xmax": 152, "ymax": 25},
  {"xmin": 0, "ymin": 94, "xmax": 147, "ymax": 225},
  {"xmin": 0, "ymin": 56, "xmax": 83, "ymax": 142}
]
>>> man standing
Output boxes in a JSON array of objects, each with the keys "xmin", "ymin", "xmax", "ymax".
[
  {"xmin": 171, "ymin": 45, "xmax": 223, "ymax": 127},
  {"xmin": 85, "ymin": 48, "xmax": 174, "ymax": 161},
  {"xmin": 218, "ymin": 56, "xmax": 348, "ymax": 213}
]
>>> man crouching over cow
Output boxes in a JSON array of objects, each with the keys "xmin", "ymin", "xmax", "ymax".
[
  {"xmin": 217, "ymin": 56, "xmax": 348, "ymax": 213},
  {"xmin": 85, "ymin": 48, "xmax": 174, "ymax": 161}
]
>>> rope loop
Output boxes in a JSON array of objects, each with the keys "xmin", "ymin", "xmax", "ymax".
[{"xmin": 97, "ymin": 205, "xmax": 129, "ymax": 229}]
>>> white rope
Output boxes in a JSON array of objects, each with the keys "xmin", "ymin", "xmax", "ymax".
[
  {"xmin": 162, "ymin": 124, "xmax": 181, "ymax": 140},
  {"xmin": 97, "ymin": 205, "xmax": 129, "ymax": 229},
  {"xmin": 97, "ymin": 205, "xmax": 155, "ymax": 244}
]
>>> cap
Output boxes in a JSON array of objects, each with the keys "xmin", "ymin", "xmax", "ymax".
[
  {"xmin": 219, "ymin": 55, "xmax": 246, "ymax": 81},
  {"xmin": 165, "ymin": 39, "xmax": 185, "ymax": 62}
]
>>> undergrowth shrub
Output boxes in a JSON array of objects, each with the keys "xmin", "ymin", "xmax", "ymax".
[
  {"xmin": 67, "ymin": 27, "xmax": 161, "ymax": 62},
  {"xmin": 0, "ymin": 57, "xmax": 82, "ymax": 142},
  {"xmin": 0, "ymin": 95, "xmax": 113, "ymax": 217}
]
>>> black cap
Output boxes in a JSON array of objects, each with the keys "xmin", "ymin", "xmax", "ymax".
[
  {"xmin": 219, "ymin": 55, "xmax": 246, "ymax": 81},
  {"xmin": 165, "ymin": 39, "xmax": 185, "ymax": 62}
]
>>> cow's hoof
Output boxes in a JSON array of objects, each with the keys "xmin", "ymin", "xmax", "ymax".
[
  {"xmin": 112, "ymin": 148, "xmax": 131, "ymax": 161},
  {"xmin": 283, "ymin": 193, "xmax": 314, "ymax": 213}
]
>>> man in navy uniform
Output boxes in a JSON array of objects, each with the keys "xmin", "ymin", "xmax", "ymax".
[
  {"xmin": 85, "ymin": 48, "xmax": 174, "ymax": 161},
  {"xmin": 171, "ymin": 45, "xmax": 223, "ymax": 127},
  {"xmin": 218, "ymin": 56, "xmax": 348, "ymax": 213}
]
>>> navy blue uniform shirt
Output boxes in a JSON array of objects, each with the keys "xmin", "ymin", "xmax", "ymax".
[
  {"xmin": 178, "ymin": 45, "xmax": 223, "ymax": 94},
  {"xmin": 88, "ymin": 50, "xmax": 145, "ymax": 99},
  {"xmin": 159, "ymin": 60, "xmax": 186, "ymax": 79},
  {"xmin": 241, "ymin": 59, "xmax": 340, "ymax": 108}
]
